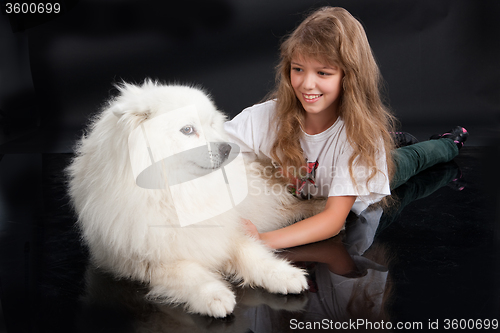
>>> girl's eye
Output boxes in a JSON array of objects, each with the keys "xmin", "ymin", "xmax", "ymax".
[
  {"xmin": 318, "ymin": 71, "xmax": 330, "ymax": 76},
  {"xmin": 292, "ymin": 67, "xmax": 303, "ymax": 72},
  {"xmin": 180, "ymin": 125, "xmax": 196, "ymax": 135}
]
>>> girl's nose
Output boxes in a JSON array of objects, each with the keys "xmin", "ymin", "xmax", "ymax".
[{"xmin": 302, "ymin": 73, "xmax": 315, "ymax": 90}]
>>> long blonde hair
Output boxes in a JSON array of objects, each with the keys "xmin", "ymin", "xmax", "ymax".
[{"xmin": 270, "ymin": 6, "xmax": 396, "ymax": 189}]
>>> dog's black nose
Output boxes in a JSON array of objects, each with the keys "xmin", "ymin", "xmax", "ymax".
[{"xmin": 219, "ymin": 143, "xmax": 232, "ymax": 159}]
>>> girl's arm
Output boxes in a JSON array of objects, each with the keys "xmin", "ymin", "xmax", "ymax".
[{"xmin": 258, "ymin": 195, "xmax": 356, "ymax": 250}]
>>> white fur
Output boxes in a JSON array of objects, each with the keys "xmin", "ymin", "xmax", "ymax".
[{"xmin": 66, "ymin": 80, "xmax": 325, "ymax": 318}]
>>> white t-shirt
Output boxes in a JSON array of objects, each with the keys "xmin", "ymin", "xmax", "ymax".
[{"xmin": 224, "ymin": 100, "xmax": 391, "ymax": 214}]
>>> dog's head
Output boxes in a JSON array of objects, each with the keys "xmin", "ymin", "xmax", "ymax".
[{"xmin": 110, "ymin": 80, "xmax": 235, "ymax": 187}]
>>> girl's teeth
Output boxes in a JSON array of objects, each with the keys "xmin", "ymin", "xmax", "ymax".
[{"xmin": 305, "ymin": 94, "xmax": 321, "ymax": 100}]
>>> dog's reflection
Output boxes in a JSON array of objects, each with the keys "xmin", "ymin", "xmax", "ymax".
[{"xmin": 78, "ymin": 266, "xmax": 308, "ymax": 333}]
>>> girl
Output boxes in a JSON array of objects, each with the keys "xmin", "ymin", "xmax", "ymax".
[{"xmin": 224, "ymin": 7, "xmax": 468, "ymax": 250}]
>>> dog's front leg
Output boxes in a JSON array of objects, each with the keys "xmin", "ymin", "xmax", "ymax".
[
  {"xmin": 146, "ymin": 260, "xmax": 236, "ymax": 318},
  {"xmin": 226, "ymin": 236, "xmax": 308, "ymax": 294}
]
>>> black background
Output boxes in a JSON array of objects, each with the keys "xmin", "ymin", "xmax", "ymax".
[{"xmin": 1, "ymin": 0, "xmax": 499, "ymax": 152}]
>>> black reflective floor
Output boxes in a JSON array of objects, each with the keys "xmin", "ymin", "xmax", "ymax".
[{"xmin": 0, "ymin": 147, "xmax": 499, "ymax": 333}]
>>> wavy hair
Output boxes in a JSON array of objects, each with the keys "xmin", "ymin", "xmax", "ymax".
[{"xmin": 270, "ymin": 6, "xmax": 397, "ymax": 189}]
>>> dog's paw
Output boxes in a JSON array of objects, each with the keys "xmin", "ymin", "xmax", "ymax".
[
  {"xmin": 261, "ymin": 261, "xmax": 308, "ymax": 295},
  {"xmin": 189, "ymin": 281, "xmax": 236, "ymax": 318}
]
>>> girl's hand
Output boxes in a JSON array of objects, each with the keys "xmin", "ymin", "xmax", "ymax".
[
  {"xmin": 241, "ymin": 218, "xmax": 260, "ymax": 240},
  {"xmin": 259, "ymin": 195, "xmax": 356, "ymax": 250}
]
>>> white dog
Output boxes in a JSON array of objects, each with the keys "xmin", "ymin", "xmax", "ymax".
[{"xmin": 66, "ymin": 80, "xmax": 324, "ymax": 318}]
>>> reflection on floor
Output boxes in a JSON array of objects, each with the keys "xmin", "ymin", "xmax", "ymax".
[{"xmin": 0, "ymin": 147, "xmax": 498, "ymax": 332}]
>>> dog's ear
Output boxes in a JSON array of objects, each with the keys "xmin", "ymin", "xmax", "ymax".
[
  {"xmin": 111, "ymin": 103, "xmax": 151, "ymax": 123},
  {"xmin": 111, "ymin": 103, "xmax": 127, "ymax": 118},
  {"xmin": 111, "ymin": 82, "xmax": 151, "ymax": 123}
]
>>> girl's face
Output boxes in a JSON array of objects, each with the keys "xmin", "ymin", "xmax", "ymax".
[{"xmin": 290, "ymin": 56, "xmax": 343, "ymax": 118}]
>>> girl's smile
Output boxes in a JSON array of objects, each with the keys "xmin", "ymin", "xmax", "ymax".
[{"xmin": 302, "ymin": 94, "xmax": 323, "ymax": 102}]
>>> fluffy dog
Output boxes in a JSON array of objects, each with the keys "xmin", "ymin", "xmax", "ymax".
[{"xmin": 66, "ymin": 80, "xmax": 324, "ymax": 318}]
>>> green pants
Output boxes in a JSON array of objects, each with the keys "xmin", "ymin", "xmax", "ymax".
[{"xmin": 391, "ymin": 138, "xmax": 459, "ymax": 190}]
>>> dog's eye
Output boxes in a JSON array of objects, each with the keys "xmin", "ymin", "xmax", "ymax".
[{"xmin": 180, "ymin": 125, "xmax": 196, "ymax": 136}]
